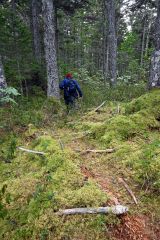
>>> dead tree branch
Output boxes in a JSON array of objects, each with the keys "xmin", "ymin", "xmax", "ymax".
[
  {"xmin": 118, "ymin": 178, "xmax": 138, "ymax": 205},
  {"xmin": 18, "ymin": 147, "xmax": 46, "ymax": 155},
  {"xmin": 57, "ymin": 205, "xmax": 128, "ymax": 216},
  {"xmin": 76, "ymin": 149, "xmax": 115, "ymax": 154}
]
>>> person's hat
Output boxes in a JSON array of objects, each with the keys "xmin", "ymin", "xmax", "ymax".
[{"xmin": 66, "ymin": 73, "xmax": 72, "ymax": 78}]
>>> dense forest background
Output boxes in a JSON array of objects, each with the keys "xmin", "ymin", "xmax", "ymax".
[{"xmin": 0, "ymin": 0, "xmax": 159, "ymax": 104}]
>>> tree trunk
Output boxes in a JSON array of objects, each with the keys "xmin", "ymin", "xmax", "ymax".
[
  {"xmin": 31, "ymin": 0, "xmax": 42, "ymax": 62},
  {"xmin": 102, "ymin": 0, "xmax": 108, "ymax": 81},
  {"xmin": 0, "ymin": 56, "xmax": 7, "ymax": 90},
  {"xmin": 140, "ymin": 15, "xmax": 147, "ymax": 66},
  {"xmin": 54, "ymin": 6, "xmax": 58, "ymax": 53},
  {"xmin": 149, "ymin": 0, "xmax": 160, "ymax": 88},
  {"xmin": 11, "ymin": 0, "xmax": 24, "ymax": 95},
  {"xmin": 145, "ymin": 20, "xmax": 152, "ymax": 57},
  {"xmin": 105, "ymin": 0, "xmax": 117, "ymax": 86},
  {"xmin": 42, "ymin": 0, "xmax": 60, "ymax": 98}
]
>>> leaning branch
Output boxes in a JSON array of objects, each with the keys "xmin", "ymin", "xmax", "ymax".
[
  {"xmin": 94, "ymin": 101, "xmax": 106, "ymax": 112},
  {"xmin": 57, "ymin": 205, "xmax": 128, "ymax": 216},
  {"xmin": 18, "ymin": 147, "xmax": 46, "ymax": 155},
  {"xmin": 118, "ymin": 178, "xmax": 138, "ymax": 205}
]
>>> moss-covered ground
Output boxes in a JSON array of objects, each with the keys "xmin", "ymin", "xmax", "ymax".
[{"xmin": 0, "ymin": 89, "xmax": 160, "ymax": 239}]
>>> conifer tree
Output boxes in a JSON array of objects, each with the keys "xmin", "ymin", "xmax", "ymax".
[
  {"xmin": 104, "ymin": 0, "xmax": 117, "ymax": 86},
  {"xmin": 42, "ymin": 0, "xmax": 60, "ymax": 98},
  {"xmin": 149, "ymin": 0, "xmax": 160, "ymax": 88}
]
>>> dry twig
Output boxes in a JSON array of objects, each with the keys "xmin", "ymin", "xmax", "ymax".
[
  {"xmin": 76, "ymin": 148, "xmax": 115, "ymax": 154},
  {"xmin": 118, "ymin": 178, "xmax": 138, "ymax": 205},
  {"xmin": 18, "ymin": 147, "xmax": 46, "ymax": 155}
]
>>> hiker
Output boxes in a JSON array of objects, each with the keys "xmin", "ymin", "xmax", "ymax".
[{"xmin": 59, "ymin": 73, "xmax": 83, "ymax": 110}]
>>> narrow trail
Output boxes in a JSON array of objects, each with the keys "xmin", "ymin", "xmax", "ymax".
[{"xmin": 55, "ymin": 127, "xmax": 159, "ymax": 240}]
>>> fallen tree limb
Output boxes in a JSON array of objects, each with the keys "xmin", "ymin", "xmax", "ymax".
[
  {"xmin": 85, "ymin": 149, "xmax": 115, "ymax": 153},
  {"xmin": 76, "ymin": 149, "xmax": 115, "ymax": 154},
  {"xmin": 94, "ymin": 101, "xmax": 106, "ymax": 112},
  {"xmin": 18, "ymin": 147, "xmax": 46, "ymax": 155},
  {"xmin": 57, "ymin": 205, "xmax": 128, "ymax": 216},
  {"xmin": 118, "ymin": 178, "xmax": 138, "ymax": 205}
]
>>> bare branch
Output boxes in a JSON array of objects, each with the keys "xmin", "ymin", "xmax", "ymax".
[
  {"xmin": 57, "ymin": 205, "xmax": 129, "ymax": 216},
  {"xmin": 76, "ymin": 149, "xmax": 115, "ymax": 154},
  {"xmin": 18, "ymin": 147, "xmax": 46, "ymax": 155},
  {"xmin": 118, "ymin": 178, "xmax": 138, "ymax": 205}
]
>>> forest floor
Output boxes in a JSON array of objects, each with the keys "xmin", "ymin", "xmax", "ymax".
[
  {"xmin": 49, "ymin": 122, "xmax": 159, "ymax": 240},
  {"xmin": 1, "ymin": 90, "xmax": 160, "ymax": 239}
]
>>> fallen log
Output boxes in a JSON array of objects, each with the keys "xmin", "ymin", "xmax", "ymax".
[
  {"xmin": 18, "ymin": 147, "xmax": 46, "ymax": 155},
  {"xmin": 85, "ymin": 149, "xmax": 115, "ymax": 153},
  {"xmin": 57, "ymin": 205, "xmax": 128, "ymax": 216},
  {"xmin": 118, "ymin": 178, "xmax": 138, "ymax": 205},
  {"xmin": 76, "ymin": 149, "xmax": 115, "ymax": 154}
]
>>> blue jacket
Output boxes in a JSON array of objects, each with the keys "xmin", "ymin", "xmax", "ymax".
[{"xmin": 59, "ymin": 78, "xmax": 83, "ymax": 100}]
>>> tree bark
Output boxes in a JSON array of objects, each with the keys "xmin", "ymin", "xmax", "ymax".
[
  {"xmin": 0, "ymin": 56, "xmax": 7, "ymax": 90},
  {"xmin": 42, "ymin": 0, "xmax": 60, "ymax": 98},
  {"xmin": 11, "ymin": 0, "xmax": 24, "ymax": 95},
  {"xmin": 105, "ymin": 0, "xmax": 117, "ymax": 86},
  {"xmin": 145, "ymin": 20, "xmax": 152, "ymax": 57},
  {"xmin": 149, "ymin": 0, "xmax": 160, "ymax": 88},
  {"xmin": 31, "ymin": 0, "xmax": 42, "ymax": 62}
]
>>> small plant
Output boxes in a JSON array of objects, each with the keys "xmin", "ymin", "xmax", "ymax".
[
  {"xmin": 0, "ymin": 87, "xmax": 20, "ymax": 105},
  {"xmin": 0, "ymin": 185, "xmax": 8, "ymax": 219},
  {"xmin": 6, "ymin": 136, "xmax": 17, "ymax": 162},
  {"xmin": 40, "ymin": 229, "xmax": 49, "ymax": 240}
]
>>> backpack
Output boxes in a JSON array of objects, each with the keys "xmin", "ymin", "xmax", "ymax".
[{"xmin": 67, "ymin": 80, "xmax": 76, "ymax": 94}]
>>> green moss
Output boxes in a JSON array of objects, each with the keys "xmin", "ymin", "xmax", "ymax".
[
  {"xmin": 24, "ymin": 124, "xmax": 39, "ymax": 137},
  {"xmin": 1, "ymin": 89, "xmax": 160, "ymax": 239},
  {"xmin": 75, "ymin": 121, "xmax": 103, "ymax": 132},
  {"xmin": 130, "ymin": 111, "xmax": 160, "ymax": 130},
  {"xmin": 32, "ymin": 135, "xmax": 61, "ymax": 153},
  {"xmin": 0, "ymin": 133, "xmax": 108, "ymax": 239},
  {"xmin": 133, "ymin": 140, "xmax": 160, "ymax": 192},
  {"xmin": 125, "ymin": 89, "xmax": 160, "ymax": 115},
  {"xmin": 93, "ymin": 115, "xmax": 144, "ymax": 145},
  {"xmin": 88, "ymin": 91, "xmax": 160, "ymax": 145},
  {"xmin": 56, "ymin": 180, "xmax": 107, "ymax": 208},
  {"xmin": 33, "ymin": 212, "xmax": 112, "ymax": 240}
]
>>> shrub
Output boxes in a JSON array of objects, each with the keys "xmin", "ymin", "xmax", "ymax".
[{"xmin": 0, "ymin": 87, "xmax": 20, "ymax": 105}]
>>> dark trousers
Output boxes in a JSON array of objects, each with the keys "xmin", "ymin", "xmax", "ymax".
[{"xmin": 65, "ymin": 96, "xmax": 77, "ymax": 113}]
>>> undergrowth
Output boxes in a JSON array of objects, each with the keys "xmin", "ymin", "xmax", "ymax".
[
  {"xmin": 0, "ymin": 131, "xmax": 110, "ymax": 239},
  {"xmin": 77, "ymin": 89, "xmax": 160, "ymax": 193},
  {"xmin": 0, "ymin": 88, "xmax": 160, "ymax": 239}
]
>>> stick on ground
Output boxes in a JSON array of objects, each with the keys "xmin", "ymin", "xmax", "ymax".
[
  {"xmin": 118, "ymin": 177, "xmax": 138, "ymax": 205},
  {"xmin": 18, "ymin": 147, "xmax": 46, "ymax": 155},
  {"xmin": 76, "ymin": 149, "xmax": 115, "ymax": 154},
  {"xmin": 57, "ymin": 205, "xmax": 128, "ymax": 216}
]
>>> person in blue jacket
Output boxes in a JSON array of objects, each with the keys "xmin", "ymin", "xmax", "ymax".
[{"xmin": 59, "ymin": 73, "xmax": 83, "ymax": 109}]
